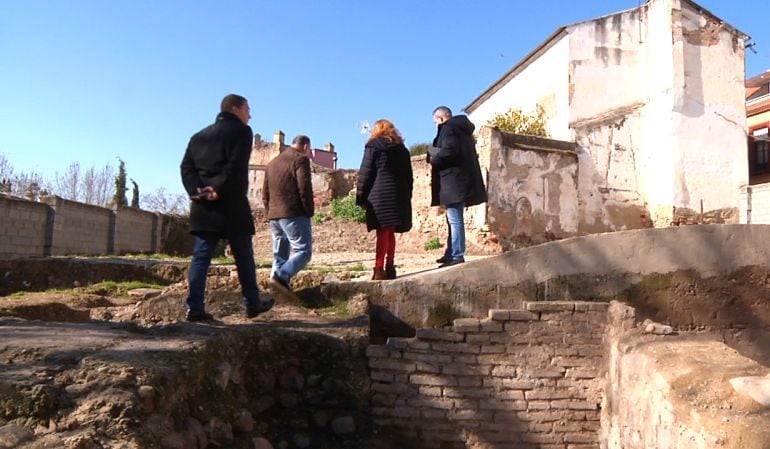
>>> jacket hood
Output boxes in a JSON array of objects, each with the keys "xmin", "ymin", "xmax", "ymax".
[{"xmin": 443, "ymin": 115, "xmax": 475, "ymax": 135}]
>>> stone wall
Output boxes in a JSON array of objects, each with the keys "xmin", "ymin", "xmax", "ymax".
[
  {"xmin": 0, "ymin": 195, "xmax": 50, "ymax": 258},
  {"xmin": 367, "ymin": 301, "xmax": 606, "ymax": 449},
  {"xmin": 114, "ymin": 206, "xmax": 159, "ymax": 255}
]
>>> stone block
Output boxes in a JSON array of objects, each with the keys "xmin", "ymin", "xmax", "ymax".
[
  {"xmin": 526, "ymin": 301, "xmax": 576, "ymax": 313},
  {"xmin": 415, "ymin": 328, "xmax": 464, "ymax": 342},
  {"xmin": 453, "ymin": 318, "xmax": 480, "ymax": 333}
]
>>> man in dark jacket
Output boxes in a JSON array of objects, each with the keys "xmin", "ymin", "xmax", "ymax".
[
  {"xmin": 428, "ymin": 106, "xmax": 487, "ymax": 267},
  {"xmin": 262, "ymin": 135, "xmax": 314, "ymax": 301},
  {"xmin": 180, "ymin": 94, "xmax": 274, "ymax": 321}
]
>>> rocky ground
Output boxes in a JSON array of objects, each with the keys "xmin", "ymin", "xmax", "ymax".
[{"xmin": 0, "ymin": 210, "xmax": 490, "ymax": 449}]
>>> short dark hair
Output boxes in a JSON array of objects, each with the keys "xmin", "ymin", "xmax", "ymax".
[
  {"xmin": 221, "ymin": 94, "xmax": 247, "ymax": 113},
  {"xmin": 433, "ymin": 106, "xmax": 452, "ymax": 119},
  {"xmin": 292, "ymin": 135, "xmax": 310, "ymax": 147}
]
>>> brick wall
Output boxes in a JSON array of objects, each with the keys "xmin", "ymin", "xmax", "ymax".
[
  {"xmin": 367, "ymin": 301, "xmax": 607, "ymax": 449},
  {"xmin": 0, "ymin": 195, "xmax": 49, "ymax": 258},
  {"xmin": 114, "ymin": 206, "xmax": 158, "ymax": 254}
]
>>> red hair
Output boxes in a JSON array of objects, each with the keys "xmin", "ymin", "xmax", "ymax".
[{"xmin": 368, "ymin": 119, "xmax": 403, "ymax": 144}]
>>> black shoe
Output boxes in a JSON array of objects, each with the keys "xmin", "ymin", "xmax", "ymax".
[
  {"xmin": 269, "ymin": 274, "xmax": 299, "ymax": 301},
  {"xmin": 246, "ymin": 298, "xmax": 275, "ymax": 318},
  {"xmin": 438, "ymin": 258, "xmax": 465, "ymax": 268},
  {"xmin": 435, "ymin": 256, "xmax": 450, "ymax": 264},
  {"xmin": 185, "ymin": 309, "xmax": 214, "ymax": 322}
]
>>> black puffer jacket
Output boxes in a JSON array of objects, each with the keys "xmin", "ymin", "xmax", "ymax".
[
  {"xmin": 355, "ymin": 137, "xmax": 413, "ymax": 232},
  {"xmin": 180, "ymin": 112, "xmax": 254, "ymax": 237},
  {"xmin": 428, "ymin": 115, "xmax": 487, "ymax": 207}
]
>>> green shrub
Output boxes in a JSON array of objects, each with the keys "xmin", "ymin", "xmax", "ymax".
[
  {"xmin": 312, "ymin": 212, "xmax": 328, "ymax": 224},
  {"xmin": 486, "ymin": 105, "xmax": 550, "ymax": 137},
  {"xmin": 424, "ymin": 237, "xmax": 442, "ymax": 251},
  {"xmin": 330, "ymin": 195, "xmax": 366, "ymax": 223}
]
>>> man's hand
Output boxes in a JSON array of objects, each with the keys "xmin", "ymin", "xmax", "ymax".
[{"xmin": 191, "ymin": 186, "xmax": 219, "ymax": 201}]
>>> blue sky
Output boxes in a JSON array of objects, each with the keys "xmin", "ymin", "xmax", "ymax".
[{"xmin": 1, "ymin": 1, "xmax": 768, "ymax": 200}]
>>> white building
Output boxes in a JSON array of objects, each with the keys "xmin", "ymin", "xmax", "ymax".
[{"xmin": 466, "ymin": 0, "xmax": 749, "ymax": 232}]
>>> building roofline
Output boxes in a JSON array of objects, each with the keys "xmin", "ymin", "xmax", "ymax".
[
  {"xmin": 463, "ymin": 0, "xmax": 748, "ymax": 115},
  {"xmin": 464, "ymin": 27, "xmax": 567, "ymax": 114}
]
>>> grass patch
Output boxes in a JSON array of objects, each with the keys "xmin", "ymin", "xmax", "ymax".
[
  {"xmin": 82, "ymin": 281, "xmax": 166, "ymax": 297},
  {"xmin": 317, "ymin": 298, "xmax": 351, "ymax": 316},
  {"xmin": 330, "ymin": 195, "xmax": 366, "ymax": 223},
  {"xmin": 312, "ymin": 212, "xmax": 329, "ymax": 224},
  {"xmin": 424, "ymin": 237, "xmax": 443, "ymax": 251}
]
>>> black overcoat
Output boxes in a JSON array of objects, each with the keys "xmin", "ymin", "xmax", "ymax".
[
  {"xmin": 180, "ymin": 112, "xmax": 255, "ymax": 237},
  {"xmin": 428, "ymin": 115, "xmax": 487, "ymax": 207},
  {"xmin": 355, "ymin": 137, "xmax": 413, "ymax": 232}
]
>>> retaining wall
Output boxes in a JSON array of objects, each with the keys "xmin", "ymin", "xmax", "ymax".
[{"xmin": 368, "ymin": 301, "xmax": 606, "ymax": 449}]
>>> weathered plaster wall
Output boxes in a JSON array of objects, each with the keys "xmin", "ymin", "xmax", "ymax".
[
  {"xmin": 466, "ymin": 0, "xmax": 748, "ymax": 235},
  {"xmin": 467, "ymin": 35, "xmax": 571, "ymax": 141},
  {"xmin": 484, "ymin": 128, "xmax": 578, "ymax": 248},
  {"xmin": 665, "ymin": 0, "xmax": 747, "ymax": 224}
]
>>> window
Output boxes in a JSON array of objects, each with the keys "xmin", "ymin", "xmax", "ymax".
[{"xmin": 757, "ymin": 140, "xmax": 770, "ymax": 171}]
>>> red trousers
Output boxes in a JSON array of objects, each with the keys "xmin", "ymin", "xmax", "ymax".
[{"xmin": 375, "ymin": 227, "xmax": 396, "ymax": 269}]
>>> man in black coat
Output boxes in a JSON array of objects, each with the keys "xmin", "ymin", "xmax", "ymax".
[
  {"xmin": 180, "ymin": 94, "xmax": 274, "ymax": 321},
  {"xmin": 428, "ymin": 106, "xmax": 487, "ymax": 268}
]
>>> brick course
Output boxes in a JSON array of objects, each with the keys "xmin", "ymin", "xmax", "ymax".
[{"xmin": 368, "ymin": 301, "xmax": 607, "ymax": 449}]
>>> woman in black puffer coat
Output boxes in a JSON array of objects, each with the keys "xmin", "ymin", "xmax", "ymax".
[{"xmin": 356, "ymin": 119, "xmax": 413, "ymax": 280}]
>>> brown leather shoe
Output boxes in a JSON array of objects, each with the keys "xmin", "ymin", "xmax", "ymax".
[
  {"xmin": 385, "ymin": 265, "xmax": 397, "ymax": 280},
  {"xmin": 372, "ymin": 267, "xmax": 387, "ymax": 280}
]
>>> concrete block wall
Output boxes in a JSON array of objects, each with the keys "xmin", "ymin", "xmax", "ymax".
[
  {"xmin": 114, "ymin": 206, "xmax": 158, "ymax": 254},
  {"xmin": 0, "ymin": 195, "xmax": 50, "ymax": 257},
  {"xmin": 367, "ymin": 301, "xmax": 607, "ymax": 449},
  {"xmin": 41, "ymin": 195, "xmax": 112, "ymax": 256}
]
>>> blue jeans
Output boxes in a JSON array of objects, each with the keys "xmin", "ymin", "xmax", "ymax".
[
  {"xmin": 186, "ymin": 234, "xmax": 262, "ymax": 312},
  {"xmin": 270, "ymin": 217, "xmax": 312, "ymax": 284},
  {"xmin": 443, "ymin": 202, "xmax": 465, "ymax": 261}
]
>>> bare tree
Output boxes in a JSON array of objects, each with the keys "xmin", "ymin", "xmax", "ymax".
[
  {"xmin": 10, "ymin": 171, "xmax": 46, "ymax": 198},
  {"xmin": 82, "ymin": 164, "xmax": 115, "ymax": 206},
  {"xmin": 51, "ymin": 163, "xmax": 81, "ymax": 201},
  {"xmin": 0, "ymin": 152, "xmax": 13, "ymax": 181},
  {"xmin": 141, "ymin": 187, "xmax": 189, "ymax": 215}
]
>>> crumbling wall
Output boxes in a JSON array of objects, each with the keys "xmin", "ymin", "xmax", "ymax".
[
  {"xmin": 603, "ymin": 302, "xmax": 770, "ymax": 449},
  {"xmin": 483, "ymin": 128, "xmax": 579, "ymax": 249}
]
